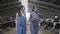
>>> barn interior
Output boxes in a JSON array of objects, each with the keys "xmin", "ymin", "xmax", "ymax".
[{"xmin": 0, "ymin": 0, "xmax": 60, "ymax": 34}]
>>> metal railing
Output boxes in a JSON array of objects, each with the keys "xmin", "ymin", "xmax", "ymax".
[{"xmin": 28, "ymin": 0, "xmax": 60, "ymax": 14}]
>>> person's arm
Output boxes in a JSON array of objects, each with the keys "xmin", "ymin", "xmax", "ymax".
[
  {"xmin": 29, "ymin": 13, "xmax": 32, "ymax": 21},
  {"xmin": 15, "ymin": 13, "xmax": 18, "ymax": 30},
  {"xmin": 29, "ymin": 13, "xmax": 34, "ymax": 21}
]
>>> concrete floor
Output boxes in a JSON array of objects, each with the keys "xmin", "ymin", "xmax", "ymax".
[
  {"xmin": 2, "ymin": 27, "xmax": 17, "ymax": 34},
  {"xmin": 1, "ymin": 21, "xmax": 56, "ymax": 34}
]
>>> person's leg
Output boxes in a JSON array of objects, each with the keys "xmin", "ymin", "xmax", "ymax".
[
  {"xmin": 23, "ymin": 26, "xmax": 26, "ymax": 34},
  {"xmin": 17, "ymin": 27, "xmax": 23, "ymax": 34},
  {"xmin": 34, "ymin": 25, "xmax": 39, "ymax": 34},
  {"xmin": 30, "ymin": 24, "xmax": 35, "ymax": 34}
]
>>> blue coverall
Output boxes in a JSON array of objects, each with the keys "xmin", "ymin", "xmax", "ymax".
[{"xmin": 17, "ymin": 16, "xmax": 26, "ymax": 34}]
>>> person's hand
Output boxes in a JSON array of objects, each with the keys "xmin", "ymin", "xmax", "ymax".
[
  {"xmin": 34, "ymin": 18, "xmax": 40, "ymax": 21},
  {"xmin": 31, "ymin": 18, "xmax": 35, "ymax": 21},
  {"xmin": 29, "ymin": 18, "xmax": 35, "ymax": 21}
]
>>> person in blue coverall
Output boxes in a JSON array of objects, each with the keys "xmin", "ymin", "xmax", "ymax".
[
  {"xmin": 17, "ymin": 6, "xmax": 26, "ymax": 34},
  {"xmin": 30, "ymin": 6, "xmax": 40, "ymax": 34}
]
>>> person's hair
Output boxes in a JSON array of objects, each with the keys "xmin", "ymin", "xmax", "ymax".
[
  {"xmin": 32, "ymin": 6, "xmax": 35, "ymax": 11},
  {"xmin": 21, "ymin": 6, "xmax": 26, "ymax": 16},
  {"xmin": 18, "ymin": 6, "xmax": 24, "ymax": 17},
  {"xmin": 32, "ymin": 6, "xmax": 37, "ymax": 11},
  {"xmin": 18, "ymin": 6, "xmax": 26, "ymax": 17}
]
